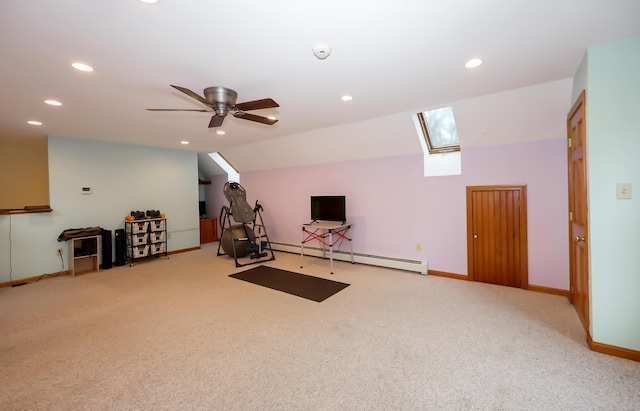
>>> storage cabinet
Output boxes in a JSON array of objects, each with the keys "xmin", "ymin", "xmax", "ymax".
[
  {"xmin": 70, "ymin": 235, "xmax": 100, "ymax": 277},
  {"xmin": 199, "ymin": 218, "xmax": 219, "ymax": 244},
  {"xmin": 125, "ymin": 218, "xmax": 168, "ymax": 266}
]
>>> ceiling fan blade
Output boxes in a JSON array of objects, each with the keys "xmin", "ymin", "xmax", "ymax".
[
  {"xmin": 208, "ymin": 115, "xmax": 225, "ymax": 128},
  {"xmin": 146, "ymin": 109, "xmax": 211, "ymax": 112},
  {"xmin": 170, "ymin": 85, "xmax": 209, "ymax": 105},
  {"xmin": 234, "ymin": 98, "xmax": 279, "ymax": 111},
  {"xmin": 234, "ymin": 111, "xmax": 278, "ymax": 125}
]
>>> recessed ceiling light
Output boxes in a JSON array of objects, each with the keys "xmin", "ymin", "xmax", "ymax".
[
  {"xmin": 27, "ymin": 120, "xmax": 42, "ymax": 125},
  {"xmin": 139, "ymin": 0, "xmax": 159, "ymax": 3},
  {"xmin": 341, "ymin": 95, "xmax": 353, "ymax": 101},
  {"xmin": 465, "ymin": 58, "xmax": 483, "ymax": 69},
  {"xmin": 44, "ymin": 100, "xmax": 62, "ymax": 106},
  {"xmin": 180, "ymin": 140, "xmax": 189, "ymax": 145},
  {"xmin": 216, "ymin": 130, "xmax": 226, "ymax": 135},
  {"xmin": 71, "ymin": 62, "xmax": 94, "ymax": 72}
]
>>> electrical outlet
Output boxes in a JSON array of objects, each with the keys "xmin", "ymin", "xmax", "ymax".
[
  {"xmin": 616, "ymin": 182, "xmax": 632, "ymax": 199},
  {"xmin": 167, "ymin": 232, "xmax": 171, "ymax": 239},
  {"xmin": 56, "ymin": 248, "xmax": 62, "ymax": 256}
]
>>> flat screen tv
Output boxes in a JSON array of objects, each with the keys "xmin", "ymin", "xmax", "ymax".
[{"xmin": 311, "ymin": 195, "xmax": 346, "ymax": 223}]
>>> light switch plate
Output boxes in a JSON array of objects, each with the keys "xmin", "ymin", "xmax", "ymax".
[{"xmin": 616, "ymin": 183, "xmax": 632, "ymax": 199}]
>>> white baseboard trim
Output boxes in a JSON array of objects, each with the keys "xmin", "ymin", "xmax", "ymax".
[{"xmin": 270, "ymin": 242, "xmax": 428, "ymax": 275}]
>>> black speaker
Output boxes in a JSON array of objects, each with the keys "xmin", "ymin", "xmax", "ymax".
[
  {"xmin": 115, "ymin": 228, "xmax": 126, "ymax": 266},
  {"xmin": 101, "ymin": 229, "xmax": 113, "ymax": 269}
]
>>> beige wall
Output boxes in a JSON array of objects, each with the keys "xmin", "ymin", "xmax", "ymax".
[{"xmin": 0, "ymin": 132, "xmax": 49, "ymax": 209}]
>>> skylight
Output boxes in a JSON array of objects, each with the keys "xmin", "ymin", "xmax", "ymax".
[
  {"xmin": 209, "ymin": 152, "xmax": 239, "ymax": 183},
  {"xmin": 417, "ymin": 106, "xmax": 460, "ymax": 154}
]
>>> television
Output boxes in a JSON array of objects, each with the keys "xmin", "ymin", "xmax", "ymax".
[{"xmin": 311, "ymin": 196, "xmax": 346, "ymax": 223}]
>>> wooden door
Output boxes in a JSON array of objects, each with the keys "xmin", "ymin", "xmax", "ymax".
[
  {"xmin": 467, "ymin": 186, "xmax": 528, "ymax": 288},
  {"xmin": 567, "ymin": 90, "xmax": 589, "ymax": 332}
]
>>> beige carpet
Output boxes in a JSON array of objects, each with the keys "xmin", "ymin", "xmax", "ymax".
[{"xmin": 1, "ymin": 243, "xmax": 639, "ymax": 410}]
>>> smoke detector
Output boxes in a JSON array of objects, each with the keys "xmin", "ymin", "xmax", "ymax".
[{"xmin": 312, "ymin": 44, "xmax": 332, "ymax": 60}]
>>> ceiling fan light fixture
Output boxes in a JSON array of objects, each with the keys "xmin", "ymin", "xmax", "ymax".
[
  {"xmin": 204, "ymin": 86, "xmax": 238, "ymax": 107},
  {"xmin": 215, "ymin": 105, "xmax": 229, "ymax": 117},
  {"xmin": 149, "ymin": 85, "xmax": 279, "ymax": 128}
]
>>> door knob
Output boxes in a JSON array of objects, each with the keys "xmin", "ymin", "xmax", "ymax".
[{"xmin": 575, "ymin": 236, "xmax": 585, "ymax": 243}]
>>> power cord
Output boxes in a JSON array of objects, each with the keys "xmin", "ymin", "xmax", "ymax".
[
  {"xmin": 33, "ymin": 252, "xmax": 65, "ymax": 282},
  {"xmin": 7, "ymin": 214, "xmax": 65, "ymax": 287},
  {"xmin": 7, "ymin": 214, "xmax": 22, "ymax": 287}
]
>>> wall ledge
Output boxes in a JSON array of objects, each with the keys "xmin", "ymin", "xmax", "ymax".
[{"xmin": 0, "ymin": 207, "xmax": 52, "ymax": 215}]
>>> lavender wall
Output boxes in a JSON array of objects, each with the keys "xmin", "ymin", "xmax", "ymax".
[
  {"xmin": 204, "ymin": 174, "xmax": 229, "ymax": 225},
  {"xmin": 234, "ymin": 138, "xmax": 569, "ymax": 290}
]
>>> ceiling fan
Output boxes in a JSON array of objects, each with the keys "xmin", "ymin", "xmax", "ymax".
[{"xmin": 147, "ymin": 85, "xmax": 279, "ymax": 128}]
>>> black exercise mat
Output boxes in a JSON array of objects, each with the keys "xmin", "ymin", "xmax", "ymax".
[{"xmin": 229, "ymin": 265, "xmax": 350, "ymax": 302}]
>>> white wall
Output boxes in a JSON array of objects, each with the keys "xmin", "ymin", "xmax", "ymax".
[
  {"xmin": 583, "ymin": 36, "xmax": 640, "ymax": 351},
  {"xmin": 221, "ymin": 79, "xmax": 573, "ymax": 173},
  {"xmin": 0, "ymin": 136, "xmax": 200, "ymax": 283}
]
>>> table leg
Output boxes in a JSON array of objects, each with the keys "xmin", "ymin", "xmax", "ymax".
[
  {"xmin": 349, "ymin": 232, "xmax": 354, "ymax": 263},
  {"xmin": 300, "ymin": 228, "xmax": 305, "ymax": 268},
  {"xmin": 329, "ymin": 229, "xmax": 334, "ymax": 274}
]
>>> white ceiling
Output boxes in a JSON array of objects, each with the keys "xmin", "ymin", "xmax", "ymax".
[{"xmin": 2, "ymin": 0, "xmax": 639, "ymax": 173}]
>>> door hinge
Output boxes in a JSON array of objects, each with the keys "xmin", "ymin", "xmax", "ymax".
[
  {"xmin": 569, "ymin": 211, "xmax": 573, "ymax": 222},
  {"xmin": 568, "ymin": 137, "xmax": 572, "ymax": 148}
]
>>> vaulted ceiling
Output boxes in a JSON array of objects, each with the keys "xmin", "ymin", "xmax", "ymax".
[{"xmin": 2, "ymin": 1, "xmax": 639, "ymax": 173}]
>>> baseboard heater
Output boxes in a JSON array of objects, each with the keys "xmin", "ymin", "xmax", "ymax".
[{"xmin": 270, "ymin": 242, "xmax": 428, "ymax": 275}]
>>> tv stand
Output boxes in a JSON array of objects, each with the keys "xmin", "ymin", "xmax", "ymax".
[
  {"xmin": 69, "ymin": 235, "xmax": 100, "ymax": 277},
  {"xmin": 300, "ymin": 221, "xmax": 354, "ymax": 274}
]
